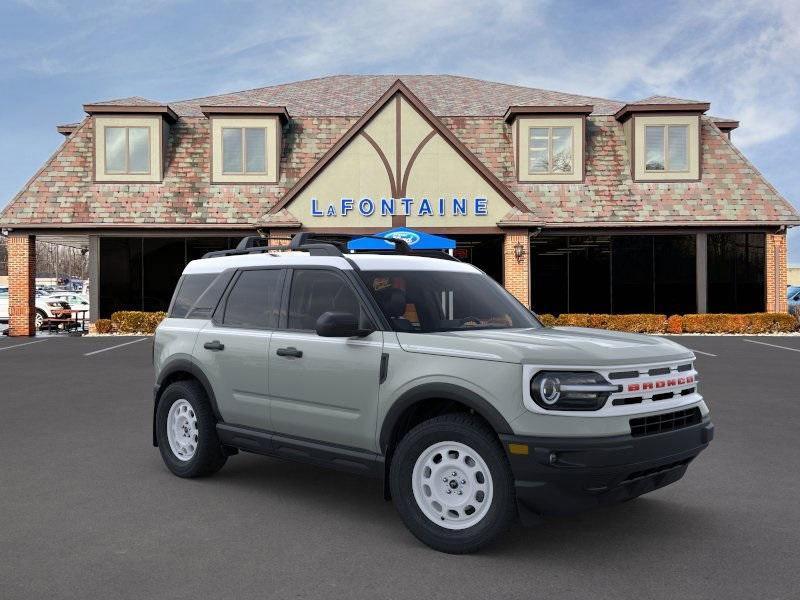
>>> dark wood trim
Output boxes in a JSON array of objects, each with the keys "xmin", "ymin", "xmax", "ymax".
[
  {"xmin": 360, "ymin": 131, "xmax": 398, "ymax": 198},
  {"xmin": 712, "ymin": 119, "xmax": 739, "ymax": 131},
  {"xmin": 395, "ymin": 96, "xmax": 402, "ymax": 196},
  {"xmin": 296, "ymin": 226, "xmax": 506, "ymax": 234},
  {"xmin": 530, "ymin": 224, "xmax": 789, "ymax": 234},
  {"xmin": 391, "ymin": 215, "xmax": 406, "ymax": 227},
  {"xmin": 399, "ymin": 130, "xmax": 436, "ymax": 197},
  {"xmin": 504, "ymin": 104, "xmax": 593, "ymax": 122},
  {"xmin": 83, "ymin": 104, "xmax": 178, "ymax": 122},
  {"xmin": 199, "ymin": 105, "xmax": 290, "ymax": 123},
  {"xmin": 269, "ymin": 79, "xmax": 531, "ymax": 215},
  {"xmin": 56, "ymin": 124, "xmax": 78, "ymax": 136},
  {"xmin": 614, "ymin": 102, "xmax": 710, "ymax": 122}
]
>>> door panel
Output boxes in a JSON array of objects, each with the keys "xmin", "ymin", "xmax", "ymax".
[
  {"xmin": 195, "ymin": 323, "xmax": 271, "ymax": 428},
  {"xmin": 268, "ymin": 268, "xmax": 383, "ymax": 451},
  {"xmin": 268, "ymin": 330, "xmax": 383, "ymax": 450}
]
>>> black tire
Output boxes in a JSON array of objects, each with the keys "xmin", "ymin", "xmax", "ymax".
[
  {"xmin": 389, "ymin": 413, "xmax": 516, "ymax": 554},
  {"xmin": 156, "ymin": 380, "xmax": 227, "ymax": 478}
]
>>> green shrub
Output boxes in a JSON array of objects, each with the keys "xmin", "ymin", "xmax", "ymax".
[{"xmin": 110, "ymin": 311, "xmax": 167, "ymax": 333}]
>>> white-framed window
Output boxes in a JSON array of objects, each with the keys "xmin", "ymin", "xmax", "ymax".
[
  {"xmin": 528, "ymin": 126, "xmax": 574, "ymax": 175},
  {"xmin": 221, "ymin": 127, "xmax": 268, "ymax": 174},
  {"xmin": 104, "ymin": 126, "xmax": 151, "ymax": 175},
  {"xmin": 644, "ymin": 124, "xmax": 689, "ymax": 172}
]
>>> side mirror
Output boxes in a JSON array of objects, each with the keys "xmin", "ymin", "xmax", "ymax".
[{"xmin": 315, "ymin": 311, "xmax": 372, "ymax": 337}]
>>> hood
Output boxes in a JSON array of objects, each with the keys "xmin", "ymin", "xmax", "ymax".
[{"xmin": 395, "ymin": 326, "xmax": 694, "ymax": 366}]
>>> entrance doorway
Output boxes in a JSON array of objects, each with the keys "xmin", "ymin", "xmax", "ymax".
[{"xmin": 449, "ymin": 235, "xmax": 504, "ymax": 283}]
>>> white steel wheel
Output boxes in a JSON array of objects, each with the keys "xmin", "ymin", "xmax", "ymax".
[
  {"xmin": 166, "ymin": 399, "xmax": 199, "ymax": 461},
  {"xmin": 35, "ymin": 311, "xmax": 44, "ymax": 329},
  {"xmin": 412, "ymin": 440, "xmax": 494, "ymax": 530}
]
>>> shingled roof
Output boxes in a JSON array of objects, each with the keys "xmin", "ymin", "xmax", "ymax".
[{"xmin": 1, "ymin": 75, "xmax": 797, "ymax": 229}]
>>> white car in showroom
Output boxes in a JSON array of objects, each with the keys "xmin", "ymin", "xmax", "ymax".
[{"xmin": 0, "ymin": 286, "xmax": 73, "ymax": 329}]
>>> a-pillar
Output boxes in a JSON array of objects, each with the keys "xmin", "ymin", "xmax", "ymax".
[
  {"xmin": 8, "ymin": 233, "xmax": 36, "ymax": 336},
  {"xmin": 502, "ymin": 229, "xmax": 530, "ymax": 308}
]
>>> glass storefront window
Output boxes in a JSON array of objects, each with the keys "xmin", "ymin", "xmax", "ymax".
[
  {"xmin": 531, "ymin": 234, "xmax": 696, "ymax": 315},
  {"xmin": 707, "ymin": 233, "xmax": 765, "ymax": 312}
]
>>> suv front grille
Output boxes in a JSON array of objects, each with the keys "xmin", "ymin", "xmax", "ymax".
[{"xmin": 629, "ymin": 407, "xmax": 702, "ymax": 437}]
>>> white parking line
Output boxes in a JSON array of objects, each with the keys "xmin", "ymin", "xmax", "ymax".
[
  {"xmin": 0, "ymin": 339, "xmax": 49, "ymax": 352},
  {"xmin": 689, "ymin": 349, "xmax": 717, "ymax": 357},
  {"xmin": 742, "ymin": 339, "xmax": 800, "ymax": 353},
  {"xmin": 84, "ymin": 338, "xmax": 148, "ymax": 356}
]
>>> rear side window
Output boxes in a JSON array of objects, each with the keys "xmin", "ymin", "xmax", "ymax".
[
  {"xmin": 222, "ymin": 269, "xmax": 282, "ymax": 329},
  {"xmin": 286, "ymin": 269, "xmax": 369, "ymax": 330},
  {"xmin": 170, "ymin": 274, "xmax": 217, "ymax": 318}
]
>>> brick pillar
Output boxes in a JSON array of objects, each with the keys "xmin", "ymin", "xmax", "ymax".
[
  {"xmin": 8, "ymin": 234, "xmax": 36, "ymax": 336},
  {"xmin": 765, "ymin": 232, "xmax": 788, "ymax": 313},
  {"xmin": 502, "ymin": 229, "xmax": 530, "ymax": 308}
]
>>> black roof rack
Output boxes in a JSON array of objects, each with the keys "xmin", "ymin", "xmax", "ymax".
[{"xmin": 201, "ymin": 232, "xmax": 458, "ymax": 261}]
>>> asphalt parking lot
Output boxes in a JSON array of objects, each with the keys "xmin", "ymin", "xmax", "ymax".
[{"xmin": 1, "ymin": 335, "xmax": 799, "ymax": 599}]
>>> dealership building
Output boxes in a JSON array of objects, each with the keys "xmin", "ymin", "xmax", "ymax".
[{"xmin": 1, "ymin": 74, "xmax": 798, "ymax": 335}]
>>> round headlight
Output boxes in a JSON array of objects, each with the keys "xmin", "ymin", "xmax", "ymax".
[{"xmin": 538, "ymin": 375, "xmax": 561, "ymax": 404}]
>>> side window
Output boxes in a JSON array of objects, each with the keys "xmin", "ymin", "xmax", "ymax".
[
  {"xmin": 170, "ymin": 274, "xmax": 217, "ymax": 318},
  {"xmin": 222, "ymin": 269, "xmax": 282, "ymax": 329},
  {"xmin": 287, "ymin": 269, "xmax": 366, "ymax": 331}
]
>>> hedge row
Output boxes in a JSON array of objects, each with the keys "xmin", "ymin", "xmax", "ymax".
[
  {"xmin": 538, "ymin": 313, "xmax": 799, "ymax": 334},
  {"xmin": 109, "ymin": 311, "xmax": 167, "ymax": 333}
]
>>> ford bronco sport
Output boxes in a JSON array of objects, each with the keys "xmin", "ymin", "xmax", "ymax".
[{"xmin": 152, "ymin": 233, "xmax": 713, "ymax": 553}]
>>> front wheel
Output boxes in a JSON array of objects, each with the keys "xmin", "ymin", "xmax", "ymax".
[
  {"xmin": 156, "ymin": 380, "xmax": 227, "ymax": 478},
  {"xmin": 390, "ymin": 414, "xmax": 516, "ymax": 553}
]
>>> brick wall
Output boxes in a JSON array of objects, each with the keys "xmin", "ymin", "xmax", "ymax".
[
  {"xmin": 765, "ymin": 232, "xmax": 788, "ymax": 312},
  {"xmin": 502, "ymin": 229, "xmax": 530, "ymax": 308},
  {"xmin": 7, "ymin": 234, "xmax": 36, "ymax": 336}
]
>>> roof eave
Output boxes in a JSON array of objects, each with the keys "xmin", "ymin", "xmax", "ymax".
[
  {"xmin": 503, "ymin": 104, "xmax": 594, "ymax": 123},
  {"xmin": 199, "ymin": 105, "xmax": 291, "ymax": 123},
  {"xmin": 83, "ymin": 104, "xmax": 179, "ymax": 122},
  {"xmin": 614, "ymin": 102, "xmax": 711, "ymax": 122}
]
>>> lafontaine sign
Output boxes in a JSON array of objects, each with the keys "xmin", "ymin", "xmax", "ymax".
[{"xmin": 310, "ymin": 196, "xmax": 488, "ymax": 218}]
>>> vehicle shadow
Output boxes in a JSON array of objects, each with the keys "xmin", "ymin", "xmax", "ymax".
[{"xmin": 194, "ymin": 452, "xmax": 720, "ymax": 557}]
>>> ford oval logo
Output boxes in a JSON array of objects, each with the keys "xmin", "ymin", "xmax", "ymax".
[{"xmin": 386, "ymin": 231, "xmax": 420, "ymax": 246}]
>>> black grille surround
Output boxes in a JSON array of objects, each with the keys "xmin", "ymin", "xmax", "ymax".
[{"xmin": 629, "ymin": 407, "xmax": 702, "ymax": 437}]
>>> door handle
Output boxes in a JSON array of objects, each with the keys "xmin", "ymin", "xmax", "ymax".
[
  {"xmin": 276, "ymin": 346, "xmax": 303, "ymax": 358},
  {"xmin": 203, "ymin": 340, "xmax": 225, "ymax": 351}
]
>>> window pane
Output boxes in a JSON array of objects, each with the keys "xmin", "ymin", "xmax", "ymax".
[
  {"xmin": 530, "ymin": 236, "xmax": 569, "ymax": 315},
  {"xmin": 567, "ymin": 236, "xmax": 611, "ymax": 313},
  {"xmin": 244, "ymin": 128, "xmax": 266, "ymax": 173},
  {"xmin": 611, "ymin": 237, "xmax": 654, "ymax": 313},
  {"xmin": 104, "ymin": 127, "xmax": 127, "ymax": 173},
  {"xmin": 654, "ymin": 236, "xmax": 696, "ymax": 314},
  {"xmin": 99, "ymin": 237, "xmax": 143, "ymax": 316},
  {"xmin": 667, "ymin": 125, "xmax": 688, "ymax": 171},
  {"xmin": 708, "ymin": 233, "xmax": 765, "ymax": 312},
  {"xmin": 287, "ymin": 270, "xmax": 362, "ymax": 330},
  {"xmin": 645, "ymin": 126, "xmax": 665, "ymax": 171},
  {"xmin": 551, "ymin": 127, "xmax": 573, "ymax": 173},
  {"xmin": 128, "ymin": 127, "xmax": 150, "ymax": 173},
  {"xmin": 224, "ymin": 269, "xmax": 283, "ymax": 329},
  {"xmin": 222, "ymin": 128, "xmax": 243, "ymax": 173},
  {"xmin": 143, "ymin": 238, "xmax": 185, "ymax": 312},
  {"xmin": 528, "ymin": 128, "xmax": 549, "ymax": 174},
  {"xmin": 170, "ymin": 273, "xmax": 217, "ymax": 318}
]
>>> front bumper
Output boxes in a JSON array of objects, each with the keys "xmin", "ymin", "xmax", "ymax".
[{"xmin": 500, "ymin": 418, "xmax": 713, "ymax": 519}]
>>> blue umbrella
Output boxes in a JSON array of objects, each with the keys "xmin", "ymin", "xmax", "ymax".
[{"xmin": 347, "ymin": 227, "xmax": 456, "ymax": 251}]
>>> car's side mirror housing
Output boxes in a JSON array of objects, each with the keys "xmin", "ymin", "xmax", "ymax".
[{"xmin": 315, "ymin": 311, "xmax": 372, "ymax": 337}]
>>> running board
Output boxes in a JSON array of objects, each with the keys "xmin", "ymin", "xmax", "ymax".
[{"xmin": 216, "ymin": 423, "xmax": 384, "ymax": 478}]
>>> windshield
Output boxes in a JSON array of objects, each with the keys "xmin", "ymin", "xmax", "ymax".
[{"xmin": 359, "ymin": 270, "xmax": 540, "ymax": 333}]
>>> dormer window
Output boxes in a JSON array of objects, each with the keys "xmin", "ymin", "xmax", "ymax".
[
  {"xmin": 105, "ymin": 126, "xmax": 151, "ymax": 174},
  {"xmin": 201, "ymin": 106, "xmax": 289, "ymax": 184},
  {"xmin": 644, "ymin": 124, "xmax": 688, "ymax": 172},
  {"xmin": 505, "ymin": 106, "xmax": 591, "ymax": 183}
]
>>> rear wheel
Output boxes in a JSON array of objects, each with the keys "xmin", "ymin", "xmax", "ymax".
[
  {"xmin": 35, "ymin": 309, "xmax": 46, "ymax": 330},
  {"xmin": 156, "ymin": 380, "xmax": 226, "ymax": 478},
  {"xmin": 390, "ymin": 414, "xmax": 516, "ymax": 553}
]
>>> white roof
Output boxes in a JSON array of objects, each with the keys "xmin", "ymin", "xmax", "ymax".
[{"xmin": 182, "ymin": 250, "xmax": 479, "ymax": 275}]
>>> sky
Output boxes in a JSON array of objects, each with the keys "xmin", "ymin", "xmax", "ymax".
[{"xmin": 1, "ymin": 0, "xmax": 798, "ymax": 261}]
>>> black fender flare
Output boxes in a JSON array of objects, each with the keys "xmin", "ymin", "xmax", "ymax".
[
  {"xmin": 153, "ymin": 359, "xmax": 222, "ymax": 446},
  {"xmin": 379, "ymin": 382, "xmax": 514, "ymax": 453}
]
